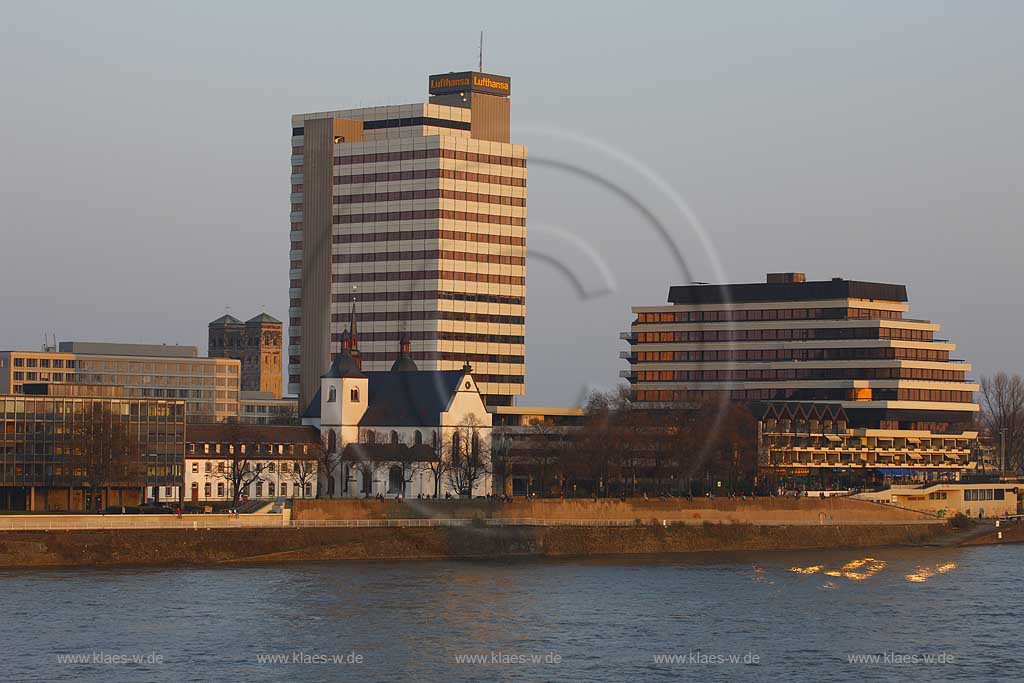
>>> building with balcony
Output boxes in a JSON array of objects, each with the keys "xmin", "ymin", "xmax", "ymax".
[{"xmin": 622, "ymin": 273, "xmax": 980, "ymax": 485}]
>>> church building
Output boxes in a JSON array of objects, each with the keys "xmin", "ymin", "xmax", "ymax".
[{"xmin": 301, "ymin": 318, "xmax": 492, "ymax": 499}]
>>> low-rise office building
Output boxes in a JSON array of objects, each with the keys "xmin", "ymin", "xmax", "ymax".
[
  {"xmin": 182, "ymin": 424, "xmax": 321, "ymax": 503},
  {"xmin": 0, "ymin": 343, "xmax": 240, "ymax": 423},
  {"xmin": 623, "ymin": 273, "xmax": 980, "ymax": 487},
  {"xmin": 0, "ymin": 384, "xmax": 185, "ymax": 511},
  {"xmin": 490, "ymin": 406, "xmax": 585, "ymax": 496},
  {"xmin": 854, "ymin": 482, "xmax": 1021, "ymax": 518},
  {"xmin": 239, "ymin": 391, "xmax": 299, "ymax": 425}
]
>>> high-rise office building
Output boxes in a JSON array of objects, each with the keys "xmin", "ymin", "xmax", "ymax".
[
  {"xmin": 289, "ymin": 70, "xmax": 527, "ymax": 409},
  {"xmin": 208, "ymin": 313, "xmax": 284, "ymax": 399}
]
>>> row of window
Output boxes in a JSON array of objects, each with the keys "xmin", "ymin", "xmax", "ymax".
[
  {"xmin": 633, "ymin": 368, "xmax": 967, "ymax": 382},
  {"xmin": 321, "ymin": 289, "xmax": 523, "ymax": 306},
  {"xmin": 334, "ymin": 148, "xmax": 526, "ymax": 168},
  {"xmin": 334, "ymin": 189, "xmax": 525, "ymax": 207},
  {"xmin": 636, "ymin": 307, "xmax": 904, "ymax": 324},
  {"xmin": 187, "ymin": 441, "xmax": 310, "ymax": 455},
  {"xmin": 963, "ymin": 488, "xmax": 1007, "ymax": 501},
  {"xmin": 9, "ymin": 357, "xmax": 237, "ymax": 374},
  {"xmin": 332, "ymin": 209, "xmax": 525, "ymax": 227},
  {"xmin": 634, "ymin": 347, "xmax": 951, "ymax": 363},
  {"xmin": 327, "ymin": 309, "xmax": 525, "ymax": 326},
  {"xmin": 333, "ymin": 168, "xmax": 527, "ymax": 187},
  {"xmin": 332, "ymin": 228, "xmax": 525, "ymax": 247},
  {"xmin": 326, "ymin": 270, "xmax": 525, "ymax": 286},
  {"xmin": 634, "ymin": 327, "xmax": 934, "ymax": 343},
  {"xmin": 195, "ymin": 480, "xmax": 313, "ymax": 498},
  {"xmin": 331, "ymin": 249, "xmax": 524, "ymax": 267},
  {"xmin": 356, "ymin": 351, "xmax": 524, "ymax": 364}
]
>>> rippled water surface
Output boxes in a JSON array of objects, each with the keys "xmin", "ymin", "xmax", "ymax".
[{"xmin": 2, "ymin": 544, "xmax": 1022, "ymax": 682}]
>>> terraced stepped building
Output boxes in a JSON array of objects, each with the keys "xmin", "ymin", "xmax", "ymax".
[
  {"xmin": 289, "ymin": 70, "xmax": 526, "ymax": 411},
  {"xmin": 622, "ymin": 273, "xmax": 980, "ymax": 484}
]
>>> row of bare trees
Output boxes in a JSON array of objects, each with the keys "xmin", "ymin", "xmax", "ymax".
[
  {"xmin": 316, "ymin": 416, "xmax": 493, "ymax": 499},
  {"xmin": 493, "ymin": 388, "xmax": 759, "ymax": 498}
]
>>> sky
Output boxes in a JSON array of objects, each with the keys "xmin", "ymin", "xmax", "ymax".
[{"xmin": 1, "ymin": 1, "xmax": 1022, "ymax": 406}]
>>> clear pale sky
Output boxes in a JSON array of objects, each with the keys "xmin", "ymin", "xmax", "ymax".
[{"xmin": 1, "ymin": 1, "xmax": 1021, "ymax": 406}]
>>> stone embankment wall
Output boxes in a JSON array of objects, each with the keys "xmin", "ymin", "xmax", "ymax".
[
  {"xmin": 292, "ymin": 497, "xmax": 937, "ymax": 525},
  {"xmin": 0, "ymin": 522, "xmax": 946, "ymax": 569}
]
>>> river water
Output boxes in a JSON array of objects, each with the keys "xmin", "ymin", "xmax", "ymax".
[{"xmin": 1, "ymin": 544, "xmax": 1021, "ymax": 682}]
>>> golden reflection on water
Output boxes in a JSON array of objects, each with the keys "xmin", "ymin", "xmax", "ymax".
[
  {"xmin": 790, "ymin": 557, "xmax": 886, "ymax": 581},
  {"xmin": 785, "ymin": 553, "xmax": 961, "ymax": 586},
  {"xmin": 788, "ymin": 565, "xmax": 824, "ymax": 575},
  {"xmin": 905, "ymin": 561, "xmax": 957, "ymax": 583}
]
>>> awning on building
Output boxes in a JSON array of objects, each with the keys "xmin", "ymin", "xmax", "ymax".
[
  {"xmin": 907, "ymin": 453, "xmax": 922, "ymax": 460},
  {"xmin": 906, "ymin": 437, "xmax": 921, "ymax": 444},
  {"xmin": 825, "ymin": 435, "xmax": 842, "ymax": 442}
]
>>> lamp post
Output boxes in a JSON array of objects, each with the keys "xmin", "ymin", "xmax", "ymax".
[{"xmin": 1000, "ymin": 428, "xmax": 1007, "ymax": 474}]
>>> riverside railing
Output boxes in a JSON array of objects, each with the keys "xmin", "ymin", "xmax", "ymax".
[{"xmin": 0, "ymin": 515, "xmax": 944, "ymax": 532}]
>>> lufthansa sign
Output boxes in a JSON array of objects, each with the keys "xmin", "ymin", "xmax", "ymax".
[{"xmin": 428, "ymin": 71, "xmax": 511, "ymax": 97}]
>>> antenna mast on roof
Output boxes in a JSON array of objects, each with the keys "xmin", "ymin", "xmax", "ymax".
[{"xmin": 478, "ymin": 30, "xmax": 483, "ymax": 71}]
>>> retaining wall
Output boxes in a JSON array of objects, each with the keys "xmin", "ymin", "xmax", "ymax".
[
  {"xmin": 0, "ymin": 522, "xmax": 946, "ymax": 569},
  {"xmin": 292, "ymin": 497, "xmax": 936, "ymax": 525}
]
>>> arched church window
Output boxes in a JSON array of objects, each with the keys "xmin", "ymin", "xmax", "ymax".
[
  {"xmin": 390, "ymin": 430, "xmax": 399, "ymax": 445},
  {"xmin": 327, "ymin": 386, "xmax": 337, "ymax": 403},
  {"xmin": 414, "ymin": 430, "xmax": 423, "ymax": 445},
  {"xmin": 350, "ymin": 387, "xmax": 359, "ymax": 402}
]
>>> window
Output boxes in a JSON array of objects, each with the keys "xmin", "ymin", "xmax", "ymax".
[
  {"xmin": 350, "ymin": 387, "xmax": 360, "ymax": 402},
  {"xmin": 414, "ymin": 430, "xmax": 423, "ymax": 445},
  {"xmin": 191, "ymin": 463, "xmax": 199, "ymax": 474},
  {"xmin": 255, "ymin": 481, "xmax": 263, "ymax": 497},
  {"xmin": 268, "ymin": 482, "xmax": 276, "ymax": 497},
  {"xmin": 280, "ymin": 482, "xmax": 288, "ymax": 496},
  {"xmin": 390, "ymin": 430, "xmax": 399, "ymax": 445},
  {"xmin": 364, "ymin": 430, "xmax": 376, "ymax": 444},
  {"xmin": 328, "ymin": 386, "xmax": 337, "ymax": 403},
  {"xmin": 205, "ymin": 462, "xmax": 212, "ymax": 473},
  {"xmin": 217, "ymin": 482, "xmax": 225, "ymax": 497},
  {"xmin": 304, "ymin": 483, "xmax": 312, "ymax": 497},
  {"xmin": 204, "ymin": 483, "xmax": 212, "ymax": 497}
]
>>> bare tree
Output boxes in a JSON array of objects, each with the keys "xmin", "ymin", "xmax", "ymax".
[
  {"xmin": 423, "ymin": 429, "xmax": 451, "ymax": 498},
  {"xmin": 71, "ymin": 403, "xmax": 140, "ymax": 512},
  {"xmin": 317, "ymin": 429, "xmax": 342, "ymax": 498},
  {"xmin": 445, "ymin": 415, "xmax": 491, "ymax": 498},
  {"xmin": 290, "ymin": 458, "xmax": 319, "ymax": 498},
  {"xmin": 979, "ymin": 373, "xmax": 1024, "ymax": 473},
  {"xmin": 211, "ymin": 420, "xmax": 267, "ymax": 506}
]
